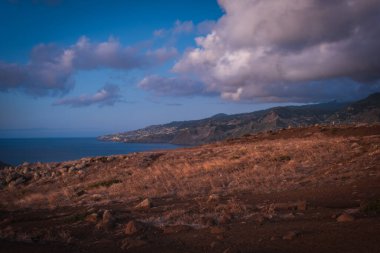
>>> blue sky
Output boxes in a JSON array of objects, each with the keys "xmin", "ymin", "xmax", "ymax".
[{"xmin": 1, "ymin": 0, "xmax": 379, "ymax": 137}]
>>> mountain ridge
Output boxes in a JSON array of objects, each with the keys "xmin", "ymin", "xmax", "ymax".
[{"xmin": 99, "ymin": 93, "xmax": 380, "ymax": 145}]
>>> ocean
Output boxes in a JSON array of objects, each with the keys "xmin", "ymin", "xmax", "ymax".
[{"xmin": 0, "ymin": 138, "xmax": 181, "ymax": 166}]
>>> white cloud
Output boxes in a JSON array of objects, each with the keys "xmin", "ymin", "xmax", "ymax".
[{"xmin": 173, "ymin": 0, "xmax": 380, "ymax": 102}]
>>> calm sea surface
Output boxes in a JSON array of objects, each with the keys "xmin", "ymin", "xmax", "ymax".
[{"xmin": 0, "ymin": 138, "xmax": 181, "ymax": 166}]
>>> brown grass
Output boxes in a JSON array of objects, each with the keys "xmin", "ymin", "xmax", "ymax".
[{"xmin": 1, "ymin": 125, "xmax": 379, "ymax": 211}]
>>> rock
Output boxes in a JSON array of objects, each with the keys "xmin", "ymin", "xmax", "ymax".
[
  {"xmin": 337, "ymin": 213, "xmax": 355, "ymax": 222},
  {"xmin": 13, "ymin": 177, "xmax": 26, "ymax": 186},
  {"xmin": 280, "ymin": 213, "xmax": 296, "ymax": 219},
  {"xmin": 208, "ymin": 194, "xmax": 220, "ymax": 202},
  {"xmin": 59, "ymin": 168, "xmax": 68, "ymax": 173},
  {"xmin": 135, "ymin": 198, "xmax": 152, "ymax": 210},
  {"xmin": 75, "ymin": 163, "xmax": 85, "ymax": 170},
  {"xmin": 91, "ymin": 194, "xmax": 103, "ymax": 201},
  {"xmin": 85, "ymin": 213, "xmax": 99, "ymax": 223},
  {"xmin": 210, "ymin": 241, "xmax": 218, "ymax": 248},
  {"xmin": 22, "ymin": 167, "xmax": 31, "ymax": 174},
  {"xmin": 101, "ymin": 210, "xmax": 115, "ymax": 228},
  {"xmin": 223, "ymin": 248, "xmax": 231, "ymax": 253},
  {"xmin": 282, "ymin": 230, "xmax": 301, "ymax": 240},
  {"xmin": 33, "ymin": 172, "xmax": 40, "ymax": 180},
  {"xmin": 297, "ymin": 200, "xmax": 307, "ymax": 211},
  {"xmin": 5, "ymin": 173, "xmax": 19, "ymax": 183},
  {"xmin": 125, "ymin": 220, "xmax": 141, "ymax": 236},
  {"xmin": 218, "ymin": 213, "xmax": 232, "ymax": 224},
  {"xmin": 210, "ymin": 226, "xmax": 226, "ymax": 234},
  {"xmin": 22, "ymin": 162, "xmax": 30, "ymax": 167},
  {"xmin": 75, "ymin": 189, "xmax": 86, "ymax": 196},
  {"xmin": 68, "ymin": 167, "xmax": 77, "ymax": 173}
]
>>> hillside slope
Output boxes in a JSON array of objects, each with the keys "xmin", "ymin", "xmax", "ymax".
[
  {"xmin": 1, "ymin": 125, "xmax": 380, "ymax": 253},
  {"xmin": 99, "ymin": 93, "xmax": 380, "ymax": 145}
]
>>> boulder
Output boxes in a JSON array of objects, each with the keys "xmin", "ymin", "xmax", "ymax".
[
  {"xmin": 100, "ymin": 210, "xmax": 115, "ymax": 229},
  {"xmin": 135, "ymin": 198, "xmax": 152, "ymax": 210},
  {"xmin": 85, "ymin": 213, "xmax": 99, "ymax": 223},
  {"xmin": 337, "ymin": 213, "xmax": 355, "ymax": 222},
  {"xmin": 125, "ymin": 220, "xmax": 142, "ymax": 236}
]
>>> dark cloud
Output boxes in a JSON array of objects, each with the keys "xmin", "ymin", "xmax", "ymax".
[
  {"xmin": 0, "ymin": 37, "xmax": 177, "ymax": 96},
  {"xmin": 138, "ymin": 75, "xmax": 212, "ymax": 97},
  {"xmin": 53, "ymin": 84, "xmax": 122, "ymax": 107},
  {"xmin": 172, "ymin": 0, "xmax": 380, "ymax": 102}
]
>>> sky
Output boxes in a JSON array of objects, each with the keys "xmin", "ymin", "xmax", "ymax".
[{"xmin": 1, "ymin": 0, "xmax": 380, "ymax": 138}]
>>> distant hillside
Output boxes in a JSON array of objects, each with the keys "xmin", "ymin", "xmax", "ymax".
[
  {"xmin": 99, "ymin": 93, "xmax": 380, "ymax": 145},
  {"xmin": 328, "ymin": 93, "xmax": 380, "ymax": 124}
]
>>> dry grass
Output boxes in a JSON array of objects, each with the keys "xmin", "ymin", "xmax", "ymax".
[{"xmin": 1, "ymin": 126, "xmax": 379, "ymax": 211}]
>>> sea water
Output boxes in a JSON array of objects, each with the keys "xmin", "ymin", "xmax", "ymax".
[{"xmin": 0, "ymin": 138, "xmax": 181, "ymax": 166}]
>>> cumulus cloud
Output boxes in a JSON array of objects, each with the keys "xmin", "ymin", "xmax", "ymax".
[
  {"xmin": 138, "ymin": 75, "xmax": 211, "ymax": 97},
  {"xmin": 173, "ymin": 0, "xmax": 380, "ymax": 102},
  {"xmin": 53, "ymin": 84, "xmax": 122, "ymax": 107},
  {"xmin": 0, "ymin": 36, "xmax": 177, "ymax": 96}
]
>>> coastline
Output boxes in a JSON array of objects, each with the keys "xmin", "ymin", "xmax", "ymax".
[{"xmin": 0, "ymin": 138, "xmax": 182, "ymax": 166}]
